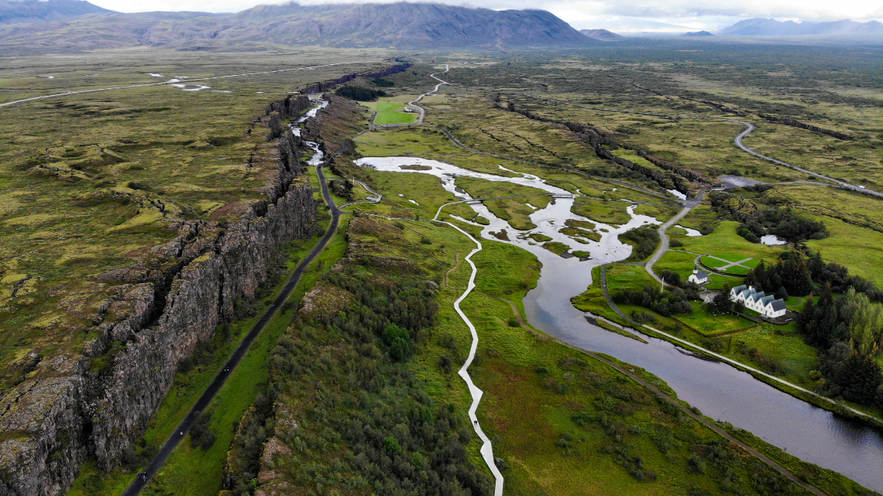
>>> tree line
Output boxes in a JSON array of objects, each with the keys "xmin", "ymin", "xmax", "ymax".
[
  {"xmin": 221, "ymin": 219, "xmax": 491, "ymax": 496},
  {"xmin": 741, "ymin": 251, "xmax": 883, "ymax": 409},
  {"xmin": 709, "ymin": 190, "xmax": 828, "ymax": 244}
]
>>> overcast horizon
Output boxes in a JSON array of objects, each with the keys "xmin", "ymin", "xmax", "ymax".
[{"xmin": 78, "ymin": 0, "xmax": 883, "ymax": 33}]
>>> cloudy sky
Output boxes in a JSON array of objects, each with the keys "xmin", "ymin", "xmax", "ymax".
[{"xmin": 86, "ymin": 0, "xmax": 883, "ymax": 32}]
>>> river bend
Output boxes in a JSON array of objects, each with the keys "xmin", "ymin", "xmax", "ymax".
[{"xmin": 355, "ymin": 155, "xmax": 883, "ymax": 493}]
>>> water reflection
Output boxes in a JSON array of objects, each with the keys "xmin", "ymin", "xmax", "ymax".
[{"xmin": 355, "ymin": 155, "xmax": 883, "ymax": 493}]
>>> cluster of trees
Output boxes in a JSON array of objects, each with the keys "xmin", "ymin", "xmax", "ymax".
[
  {"xmin": 328, "ymin": 178, "xmax": 354, "ymax": 201},
  {"xmin": 736, "ymin": 250, "xmax": 883, "ymax": 407},
  {"xmin": 709, "ymin": 191, "xmax": 828, "ymax": 244},
  {"xmin": 334, "ymin": 86, "xmax": 388, "ymax": 101},
  {"xmin": 798, "ymin": 287, "xmax": 883, "ymax": 407},
  {"xmin": 223, "ymin": 222, "xmax": 491, "ymax": 495},
  {"xmin": 619, "ymin": 226, "xmax": 660, "ymax": 262},
  {"xmin": 613, "ymin": 285, "xmax": 698, "ymax": 317},
  {"xmin": 321, "ymin": 268, "xmax": 439, "ymax": 341},
  {"xmin": 189, "ymin": 409, "xmax": 217, "ymax": 450},
  {"xmin": 744, "ymin": 254, "xmax": 813, "ymax": 297},
  {"xmin": 372, "ymin": 77, "xmax": 395, "ymax": 87},
  {"xmin": 746, "ymin": 251, "xmax": 882, "ymax": 302}
]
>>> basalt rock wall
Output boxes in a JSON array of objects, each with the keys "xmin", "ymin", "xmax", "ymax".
[{"xmin": 0, "ymin": 94, "xmax": 320, "ymax": 495}]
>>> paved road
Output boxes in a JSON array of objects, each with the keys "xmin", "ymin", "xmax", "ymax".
[
  {"xmin": 122, "ymin": 159, "xmax": 341, "ymax": 496},
  {"xmin": 731, "ymin": 121, "xmax": 883, "ymax": 198},
  {"xmin": 644, "ymin": 191, "xmax": 705, "ymax": 284},
  {"xmin": 523, "ymin": 94, "xmax": 882, "ymax": 199}
]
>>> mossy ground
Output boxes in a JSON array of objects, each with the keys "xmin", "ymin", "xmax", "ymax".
[{"xmin": 0, "ymin": 48, "xmax": 392, "ymax": 392}]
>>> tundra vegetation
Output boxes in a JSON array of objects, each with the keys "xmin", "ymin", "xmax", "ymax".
[{"xmin": 2, "ymin": 38, "xmax": 883, "ymax": 495}]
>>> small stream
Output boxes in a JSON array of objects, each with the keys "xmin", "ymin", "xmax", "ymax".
[
  {"xmin": 355, "ymin": 155, "xmax": 883, "ymax": 493},
  {"xmin": 292, "ymin": 98, "xmax": 329, "ymax": 166}
]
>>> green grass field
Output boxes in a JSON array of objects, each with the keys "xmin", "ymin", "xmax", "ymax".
[{"xmin": 374, "ymin": 110, "xmax": 418, "ymax": 125}]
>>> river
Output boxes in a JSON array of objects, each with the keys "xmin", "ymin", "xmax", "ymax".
[{"xmin": 355, "ymin": 155, "xmax": 883, "ymax": 493}]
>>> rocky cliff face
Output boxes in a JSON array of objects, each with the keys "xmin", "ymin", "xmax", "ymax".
[{"xmin": 0, "ymin": 94, "xmax": 319, "ymax": 495}]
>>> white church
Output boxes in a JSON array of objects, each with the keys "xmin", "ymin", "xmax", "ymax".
[
  {"xmin": 687, "ymin": 266, "xmax": 709, "ymax": 285},
  {"xmin": 729, "ymin": 285, "xmax": 787, "ymax": 318}
]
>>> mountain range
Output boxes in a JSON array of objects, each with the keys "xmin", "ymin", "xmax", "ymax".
[
  {"xmin": 717, "ymin": 18, "xmax": 883, "ymax": 36},
  {"xmin": 0, "ymin": 0, "xmax": 595, "ymax": 51},
  {"xmin": 0, "ymin": 0, "xmax": 109, "ymax": 24}
]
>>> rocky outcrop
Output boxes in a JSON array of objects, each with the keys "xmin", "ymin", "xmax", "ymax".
[
  {"xmin": 497, "ymin": 99, "xmax": 716, "ymax": 196},
  {"xmin": 756, "ymin": 113, "xmax": 854, "ymax": 141},
  {"xmin": 0, "ymin": 94, "xmax": 321, "ymax": 495}
]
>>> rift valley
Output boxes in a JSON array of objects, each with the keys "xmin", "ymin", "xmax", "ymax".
[{"xmin": 0, "ymin": 34, "xmax": 882, "ymax": 496}]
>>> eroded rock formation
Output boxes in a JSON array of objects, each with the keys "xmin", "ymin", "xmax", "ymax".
[{"xmin": 0, "ymin": 93, "xmax": 320, "ymax": 495}]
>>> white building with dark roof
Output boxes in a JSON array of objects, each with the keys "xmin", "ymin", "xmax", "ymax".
[
  {"xmin": 729, "ymin": 285, "xmax": 787, "ymax": 318},
  {"xmin": 688, "ymin": 266, "xmax": 709, "ymax": 285}
]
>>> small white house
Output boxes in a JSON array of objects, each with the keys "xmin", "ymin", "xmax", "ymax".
[
  {"xmin": 687, "ymin": 266, "xmax": 709, "ymax": 285},
  {"xmin": 764, "ymin": 298, "xmax": 787, "ymax": 318},
  {"xmin": 729, "ymin": 285, "xmax": 787, "ymax": 318}
]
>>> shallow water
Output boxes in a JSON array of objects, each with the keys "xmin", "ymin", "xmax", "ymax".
[
  {"xmin": 355, "ymin": 155, "xmax": 883, "ymax": 492},
  {"xmin": 675, "ymin": 224, "xmax": 702, "ymax": 237},
  {"xmin": 761, "ymin": 234, "xmax": 787, "ymax": 245}
]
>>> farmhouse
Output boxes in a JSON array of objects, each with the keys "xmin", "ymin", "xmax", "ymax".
[
  {"xmin": 729, "ymin": 285, "xmax": 787, "ymax": 318},
  {"xmin": 687, "ymin": 266, "xmax": 709, "ymax": 285}
]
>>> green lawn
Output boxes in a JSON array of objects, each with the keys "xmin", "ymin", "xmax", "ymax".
[
  {"xmin": 677, "ymin": 302, "xmax": 756, "ymax": 336},
  {"xmin": 723, "ymin": 265, "xmax": 751, "ymax": 276},
  {"xmin": 679, "ymin": 221, "xmax": 782, "ymax": 263},
  {"xmin": 713, "ymin": 253, "xmax": 753, "ymax": 263},
  {"xmin": 378, "ymin": 101, "xmax": 406, "ymax": 111},
  {"xmin": 359, "ymin": 101, "xmax": 406, "ymax": 111},
  {"xmin": 700, "ymin": 254, "xmax": 756, "ymax": 277},
  {"xmin": 701, "ymin": 256, "xmax": 732, "ymax": 269},
  {"xmin": 375, "ymin": 111, "xmax": 418, "ymax": 125},
  {"xmin": 806, "ymin": 216, "xmax": 883, "ymax": 289},
  {"xmin": 706, "ymin": 273, "xmax": 745, "ymax": 291}
]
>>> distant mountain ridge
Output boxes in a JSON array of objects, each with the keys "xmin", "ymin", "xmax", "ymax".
[
  {"xmin": 580, "ymin": 28, "xmax": 622, "ymax": 41},
  {"xmin": 717, "ymin": 18, "xmax": 883, "ymax": 36},
  {"xmin": 0, "ymin": 1, "xmax": 596, "ymax": 51},
  {"xmin": 0, "ymin": 0, "xmax": 111, "ymax": 25}
]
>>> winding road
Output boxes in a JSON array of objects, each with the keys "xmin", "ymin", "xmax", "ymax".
[
  {"xmin": 371, "ymin": 65, "xmax": 450, "ymax": 130},
  {"xmin": 644, "ymin": 191, "xmax": 705, "ymax": 284},
  {"xmin": 522, "ymin": 94, "xmax": 882, "ymax": 198}
]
